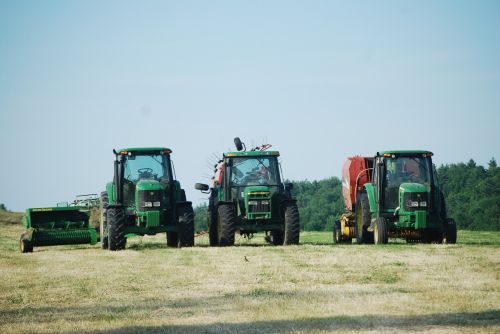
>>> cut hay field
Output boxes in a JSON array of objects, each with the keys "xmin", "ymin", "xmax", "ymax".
[{"xmin": 0, "ymin": 212, "xmax": 499, "ymax": 333}]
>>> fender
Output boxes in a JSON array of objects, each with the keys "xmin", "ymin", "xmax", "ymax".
[
  {"xmin": 106, "ymin": 182, "xmax": 116, "ymax": 205},
  {"xmin": 364, "ymin": 183, "xmax": 377, "ymax": 214}
]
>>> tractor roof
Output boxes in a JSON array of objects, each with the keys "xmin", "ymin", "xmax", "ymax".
[
  {"xmin": 224, "ymin": 151, "xmax": 280, "ymax": 158},
  {"xmin": 377, "ymin": 150, "xmax": 433, "ymax": 157},
  {"xmin": 115, "ymin": 147, "xmax": 172, "ymax": 155}
]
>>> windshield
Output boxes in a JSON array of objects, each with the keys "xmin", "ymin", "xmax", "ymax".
[
  {"xmin": 385, "ymin": 156, "xmax": 431, "ymax": 187},
  {"xmin": 230, "ymin": 157, "xmax": 279, "ymax": 186},
  {"xmin": 383, "ymin": 156, "xmax": 432, "ymax": 209},
  {"xmin": 123, "ymin": 154, "xmax": 170, "ymax": 183}
]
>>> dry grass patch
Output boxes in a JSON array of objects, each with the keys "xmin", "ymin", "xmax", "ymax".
[{"xmin": 0, "ymin": 219, "xmax": 499, "ymax": 333}]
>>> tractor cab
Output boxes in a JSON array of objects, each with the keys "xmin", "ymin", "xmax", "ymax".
[
  {"xmin": 377, "ymin": 152, "xmax": 433, "ymax": 211},
  {"xmin": 111, "ymin": 148, "xmax": 176, "ymax": 212},
  {"xmin": 224, "ymin": 151, "xmax": 281, "ymax": 219}
]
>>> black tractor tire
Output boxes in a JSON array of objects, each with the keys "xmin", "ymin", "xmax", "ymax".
[
  {"xmin": 373, "ymin": 217, "xmax": 388, "ymax": 244},
  {"xmin": 217, "ymin": 204, "xmax": 236, "ymax": 246},
  {"xmin": 271, "ymin": 230, "xmax": 285, "ymax": 245},
  {"xmin": 20, "ymin": 238, "xmax": 33, "ymax": 253},
  {"xmin": 444, "ymin": 218, "xmax": 457, "ymax": 244},
  {"xmin": 107, "ymin": 207, "xmax": 126, "ymax": 251},
  {"xmin": 284, "ymin": 204, "xmax": 300, "ymax": 245},
  {"xmin": 333, "ymin": 221, "xmax": 340, "ymax": 244},
  {"xmin": 100, "ymin": 191, "xmax": 109, "ymax": 249},
  {"xmin": 166, "ymin": 232, "xmax": 178, "ymax": 247},
  {"xmin": 177, "ymin": 205, "xmax": 195, "ymax": 247},
  {"xmin": 208, "ymin": 207, "xmax": 219, "ymax": 246},
  {"xmin": 355, "ymin": 193, "xmax": 374, "ymax": 244}
]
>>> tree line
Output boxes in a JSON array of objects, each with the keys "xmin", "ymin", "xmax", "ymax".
[{"xmin": 194, "ymin": 158, "xmax": 499, "ymax": 232}]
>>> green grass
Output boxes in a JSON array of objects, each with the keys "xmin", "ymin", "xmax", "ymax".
[{"xmin": 1, "ymin": 213, "xmax": 499, "ymax": 333}]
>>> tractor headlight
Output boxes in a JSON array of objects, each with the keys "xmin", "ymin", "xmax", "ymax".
[
  {"xmin": 248, "ymin": 201, "xmax": 258, "ymax": 205},
  {"xmin": 144, "ymin": 202, "xmax": 153, "ymax": 207},
  {"xmin": 420, "ymin": 201, "xmax": 427, "ymax": 207},
  {"xmin": 153, "ymin": 201, "xmax": 161, "ymax": 207},
  {"xmin": 411, "ymin": 201, "xmax": 419, "ymax": 207}
]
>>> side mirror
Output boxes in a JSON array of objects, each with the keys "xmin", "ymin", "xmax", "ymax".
[
  {"xmin": 195, "ymin": 183, "xmax": 209, "ymax": 191},
  {"xmin": 234, "ymin": 137, "xmax": 244, "ymax": 151},
  {"xmin": 285, "ymin": 182, "xmax": 294, "ymax": 190}
]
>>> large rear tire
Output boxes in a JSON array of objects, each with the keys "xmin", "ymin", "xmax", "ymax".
[
  {"xmin": 100, "ymin": 191, "xmax": 109, "ymax": 250},
  {"xmin": 217, "ymin": 204, "xmax": 236, "ymax": 246},
  {"xmin": 107, "ymin": 207, "xmax": 126, "ymax": 251},
  {"xmin": 444, "ymin": 218, "xmax": 457, "ymax": 244},
  {"xmin": 355, "ymin": 193, "xmax": 373, "ymax": 244},
  {"xmin": 284, "ymin": 204, "xmax": 300, "ymax": 245},
  {"xmin": 373, "ymin": 217, "xmax": 388, "ymax": 244},
  {"xmin": 177, "ymin": 205, "xmax": 195, "ymax": 247}
]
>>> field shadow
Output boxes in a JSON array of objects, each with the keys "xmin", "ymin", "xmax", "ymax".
[
  {"xmin": 65, "ymin": 310, "xmax": 499, "ymax": 334},
  {"xmin": 3, "ymin": 294, "xmax": 498, "ymax": 333}
]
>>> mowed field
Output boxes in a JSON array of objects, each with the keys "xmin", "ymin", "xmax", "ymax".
[{"xmin": 0, "ymin": 212, "xmax": 499, "ymax": 334}]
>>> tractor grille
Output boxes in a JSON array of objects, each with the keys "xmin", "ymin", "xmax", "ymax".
[
  {"xmin": 248, "ymin": 200, "xmax": 271, "ymax": 214},
  {"xmin": 404, "ymin": 192, "xmax": 428, "ymax": 212},
  {"xmin": 138, "ymin": 190, "xmax": 161, "ymax": 211}
]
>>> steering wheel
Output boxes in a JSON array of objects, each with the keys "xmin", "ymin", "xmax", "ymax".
[{"xmin": 138, "ymin": 168, "xmax": 154, "ymax": 177}]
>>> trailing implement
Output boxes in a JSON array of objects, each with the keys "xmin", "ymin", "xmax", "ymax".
[
  {"xmin": 334, "ymin": 151, "xmax": 457, "ymax": 244},
  {"xmin": 101, "ymin": 147, "xmax": 194, "ymax": 250},
  {"xmin": 20, "ymin": 206, "xmax": 97, "ymax": 253},
  {"xmin": 195, "ymin": 137, "xmax": 300, "ymax": 246}
]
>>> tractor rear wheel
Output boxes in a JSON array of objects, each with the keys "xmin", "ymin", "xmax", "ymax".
[
  {"xmin": 166, "ymin": 232, "xmax": 178, "ymax": 247},
  {"xmin": 444, "ymin": 218, "xmax": 457, "ymax": 244},
  {"xmin": 284, "ymin": 204, "xmax": 300, "ymax": 245},
  {"xmin": 355, "ymin": 193, "xmax": 374, "ymax": 244},
  {"xmin": 177, "ymin": 205, "xmax": 195, "ymax": 247},
  {"xmin": 100, "ymin": 191, "xmax": 109, "ymax": 249},
  {"xmin": 373, "ymin": 217, "xmax": 388, "ymax": 244},
  {"xmin": 20, "ymin": 238, "xmax": 33, "ymax": 253},
  {"xmin": 217, "ymin": 204, "xmax": 236, "ymax": 246},
  {"xmin": 107, "ymin": 207, "xmax": 126, "ymax": 251}
]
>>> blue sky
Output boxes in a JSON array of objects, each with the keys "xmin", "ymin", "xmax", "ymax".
[{"xmin": 1, "ymin": 0, "xmax": 499, "ymax": 211}]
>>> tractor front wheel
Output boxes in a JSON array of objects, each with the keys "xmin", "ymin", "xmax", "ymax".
[
  {"xmin": 217, "ymin": 204, "xmax": 236, "ymax": 246},
  {"xmin": 107, "ymin": 207, "xmax": 126, "ymax": 251},
  {"xmin": 373, "ymin": 217, "xmax": 388, "ymax": 244},
  {"xmin": 444, "ymin": 218, "xmax": 457, "ymax": 244},
  {"xmin": 208, "ymin": 208, "xmax": 219, "ymax": 246},
  {"xmin": 284, "ymin": 204, "xmax": 300, "ymax": 245},
  {"xmin": 271, "ymin": 230, "xmax": 284, "ymax": 245},
  {"xmin": 177, "ymin": 205, "xmax": 195, "ymax": 247},
  {"xmin": 166, "ymin": 232, "xmax": 178, "ymax": 247}
]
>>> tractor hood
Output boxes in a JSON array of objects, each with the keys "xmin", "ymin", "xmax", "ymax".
[
  {"xmin": 399, "ymin": 183, "xmax": 428, "ymax": 193},
  {"xmin": 136, "ymin": 179, "xmax": 162, "ymax": 191}
]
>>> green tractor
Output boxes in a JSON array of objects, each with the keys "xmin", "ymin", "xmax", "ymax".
[
  {"xmin": 336, "ymin": 150, "xmax": 457, "ymax": 244},
  {"xmin": 195, "ymin": 138, "xmax": 300, "ymax": 246},
  {"xmin": 100, "ymin": 147, "xmax": 194, "ymax": 250}
]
